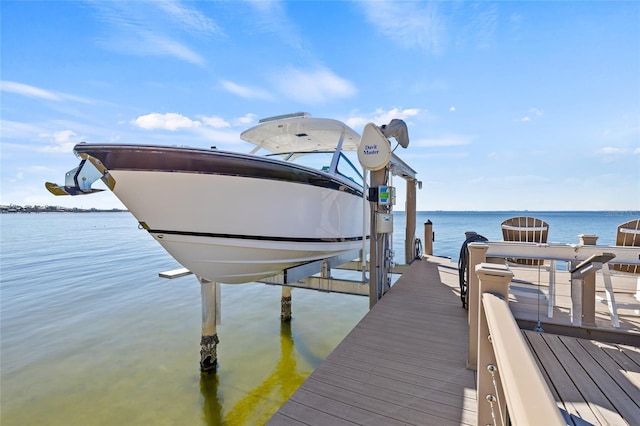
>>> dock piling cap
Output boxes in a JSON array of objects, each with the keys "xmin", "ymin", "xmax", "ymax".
[{"xmin": 475, "ymin": 263, "xmax": 514, "ymax": 277}]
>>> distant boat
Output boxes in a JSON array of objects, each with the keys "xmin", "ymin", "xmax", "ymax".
[{"xmin": 46, "ymin": 113, "xmax": 369, "ymax": 283}]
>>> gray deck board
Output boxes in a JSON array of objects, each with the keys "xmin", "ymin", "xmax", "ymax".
[
  {"xmin": 524, "ymin": 330, "xmax": 640, "ymax": 426},
  {"xmin": 267, "ymin": 258, "xmax": 476, "ymax": 425}
]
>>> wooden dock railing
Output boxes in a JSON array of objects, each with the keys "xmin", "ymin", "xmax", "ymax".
[{"xmin": 474, "ymin": 263, "xmax": 565, "ymax": 425}]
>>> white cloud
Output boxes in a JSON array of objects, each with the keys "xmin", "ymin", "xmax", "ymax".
[
  {"xmin": 598, "ymin": 147, "xmax": 624, "ymax": 155},
  {"xmin": 0, "ymin": 120, "xmax": 43, "ymax": 139},
  {"xmin": 0, "ymin": 81, "xmax": 92, "ymax": 103},
  {"xmin": 529, "ymin": 107, "xmax": 544, "ymax": 117},
  {"xmin": 596, "ymin": 146, "xmax": 640, "ymax": 163},
  {"xmin": 233, "ymin": 114, "xmax": 257, "ymax": 126},
  {"xmin": 133, "ymin": 113, "xmax": 202, "ymax": 130},
  {"xmin": 244, "ymin": 0, "xmax": 305, "ymax": 52},
  {"xmin": 38, "ymin": 129, "xmax": 81, "ymax": 153},
  {"xmin": 372, "ymin": 108, "xmax": 419, "ymax": 125},
  {"xmin": 90, "ymin": 2, "xmax": 208, "ymax": 65},
  {"xmin": 156, "ymin": 0, "xmax": 221, "ymax": 35},
  {"xmin": 360, "ymin": 1, "xmax": 445, "ymax": 54},
  {"xmin": 200, "ymin": 116, "xmax": 230, "ymax": 128},
  {"xmin": 449, "ymin": 106, "xmax": 456, "ymax": 112},
  {"xmin": 346, "ymin": 108, "xmax": 421, "ymax": 130},
  {"xmin": 220, "ymin": 80, "xmax": 274, "ymax": 100},
  {"xmin": 518, "ymin": 107, "xmax": 543, "ymax": 122},
  {"xmin": 272, "ymin": 67, "xmax": 356, "ymax": 104},
  {"xmin": 1, "ymin": 81, "xmax": 59, "ymax": 100},
  {"xmin": 114, "ymin": 30, "xmax": 205, "ymax": 65}
]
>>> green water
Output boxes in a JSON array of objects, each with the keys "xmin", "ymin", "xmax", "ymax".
[{"xmin": 1, "ymin": 213, "xmax": 368, "ymax": 425}]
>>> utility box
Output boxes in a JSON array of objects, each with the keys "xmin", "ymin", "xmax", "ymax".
[
  {"xmin": 376, "ymin": 213, "xmax": 393, "ymax": 234},
  {"xmin": 378, "ymin": 186, "xmax": 391, "ymax": 205},
  {"xmin": 367, "ymin": 186, "xmax": 396, "ymax": 205}
]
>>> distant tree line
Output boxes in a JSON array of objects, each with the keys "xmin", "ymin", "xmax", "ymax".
[{"xmin": 0, "ymin": 204, "xmax": 127, "ymax": 213}]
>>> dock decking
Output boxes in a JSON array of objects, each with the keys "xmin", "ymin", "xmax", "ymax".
[
  {"xmin": 269, "ymin": 257, "xmax": 640, "ymax": 425},
  {"xmin": 269, "ymin": 258, "xmax": 477, "ymax": 425},
  {"xmin": 525, "ymin": 331, "xmax": 640, "ymax": 425}
]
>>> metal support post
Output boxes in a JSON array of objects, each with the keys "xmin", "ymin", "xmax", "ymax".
[
  {"xmin": 200, "ymin": 277, "xmax": 220, "ymax": 371},
  {"xmin": 281, "ymin": 286, "xmax": 292, "ymax": 321}
]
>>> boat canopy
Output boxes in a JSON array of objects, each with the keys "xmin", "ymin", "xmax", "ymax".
[{"xmin": 240, "ymin": 114, "xmax": 361, "ymax": 154}]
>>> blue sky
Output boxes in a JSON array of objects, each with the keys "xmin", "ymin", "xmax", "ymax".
[{"xmin": 1, "ymin": 0, "xmax": 639, "ymax": 211}]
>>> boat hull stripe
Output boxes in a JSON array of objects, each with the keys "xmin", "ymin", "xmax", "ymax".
[{"xmin": 148, "ymin": 229, "xmax": 368, "ymax": 243}]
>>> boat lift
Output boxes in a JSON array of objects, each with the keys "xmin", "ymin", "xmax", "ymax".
[{"xmin": 160, "ymin": 119, "xmax": 419, "ymax": 371}]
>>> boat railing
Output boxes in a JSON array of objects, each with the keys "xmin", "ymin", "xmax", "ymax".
[{"xmin": 473, "ymin": 262, "xmax": 565, "ymax": 425}]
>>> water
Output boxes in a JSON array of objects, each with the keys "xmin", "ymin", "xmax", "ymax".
[{"xmin": 1, "ymin": 210, "xmax": 637, "ymax": 425}]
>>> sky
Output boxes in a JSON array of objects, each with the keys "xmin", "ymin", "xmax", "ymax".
[{"xmin": 1, "ymin": 0, "xmax": 639, "ymax": 211}]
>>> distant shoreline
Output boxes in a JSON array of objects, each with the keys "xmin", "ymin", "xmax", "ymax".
[{"xmin": 1, "ymin": 205, "xmax": 128, "ymax": 213}]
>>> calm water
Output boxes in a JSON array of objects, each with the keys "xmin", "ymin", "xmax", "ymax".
[{"xmin": 1, "ymin": 210, "xmax": 637, "ymax": 425}]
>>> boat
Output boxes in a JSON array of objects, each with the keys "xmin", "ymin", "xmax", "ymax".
[{"xmin": 46, "ymin": 112, "xmax": 369, "ymax": 284}]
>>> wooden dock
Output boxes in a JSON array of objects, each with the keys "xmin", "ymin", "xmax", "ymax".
[
  {"xmin": 269, "ymin": 257, "xmax": 477, "ymax": 425},
  {"xmin": 268, "ymin": 256, "xmax": 640, "ymax": 425}
]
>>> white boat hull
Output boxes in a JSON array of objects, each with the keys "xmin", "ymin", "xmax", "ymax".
[
  {"xmin": 110, "ymin": 170, "xmax": 366, "ymax": 283},
  {"xmin": 46, "ymin": 115, "xmax": 369, "ymax": 284}
]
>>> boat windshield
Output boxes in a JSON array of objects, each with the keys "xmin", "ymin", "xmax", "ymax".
[{"xmin": 266, "ymin": 151, "xmax": 363, "ymax": 187}]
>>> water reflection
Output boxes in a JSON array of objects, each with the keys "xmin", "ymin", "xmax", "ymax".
[
  {"xmin": 200, "ymin": 321, "xmax": 306, "ymax": 425},
  {"xmin": 200, "ymin": 371, "xmax": 224, "ymax": 425}
]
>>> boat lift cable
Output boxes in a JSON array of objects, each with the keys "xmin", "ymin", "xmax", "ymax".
[{"xmin": 458, "ymin": 233, "xmax": 488, "ymax": 309}]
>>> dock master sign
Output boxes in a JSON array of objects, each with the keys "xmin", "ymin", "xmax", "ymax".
[{"xmin": 357, "ymin": 123, "xmax": 392, "ymax": 171}]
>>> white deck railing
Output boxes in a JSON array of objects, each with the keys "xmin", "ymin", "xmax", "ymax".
[
  {"xmin": 483, "ymin": 241, "xmax": 640, "ymax": 264},
  {"xmin": 474, "ymin": 241, "xmax": 640, "ymax": 328}
]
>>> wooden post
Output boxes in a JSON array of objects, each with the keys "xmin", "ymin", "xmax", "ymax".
[
  {"xmin": 200, "ymin": 278, "xmax": 220, "ymax": 371},
  {"xmin": 404, "ymin": 178, "xmax": 417, "ymax": 264},
  {"xmin": 467, "ymin": 242, "xmax": 488, "ymax": 370},
  {"xmin": 579, "ymin": 235, "xmax": 598, "ymax": 327},
  {"xmin": 281, "ymin": 286, "xmax": 292, "ymax": 321},
  {"xmin": 570, "ymin": 253, "xmax": 615, "ymax": 327},
  {"xmin": 423, "ymin": 220, "xmax": 433, "ymax": 256},
  {"xmin": 476, "ymin": 263, "xmax": 513, "ymax": 426}
]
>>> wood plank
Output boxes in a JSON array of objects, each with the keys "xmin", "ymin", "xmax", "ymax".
[
  {"xmin": 541, "ymin": 333, "xmax": 628, "ymax": 425},
  {"xmin": 571, "ymin": 338, "xmax": 640, "ymax": 420},
  {"xmin": 524, "ymin": 331, "xmax": 600, "ymax": 425},
  {"xmin": 598, "ymin": 342, "xmax": 640, "ymax": 390},
  {"xmin": 618, "ymin": 344, "xmax": 640, "ymax": 365},
  {"xmin": 564, "ymin": 337, "xmax": 640, "ymax": 422},
  {"xmin": 270, "ymin": 399, "xmax": 359, "ymax": 426},
  {"xmin": 309, "ymin": 367, "xmax": 477, "ymax": 413},
  {"xmin": 299, "ymin": 378, "xmax": 471, "ymax": 425}
]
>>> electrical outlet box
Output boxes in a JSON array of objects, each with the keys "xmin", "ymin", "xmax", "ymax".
[{"xmin": 376, "ymin": 213, "xmax": 393, "ymax": 233}]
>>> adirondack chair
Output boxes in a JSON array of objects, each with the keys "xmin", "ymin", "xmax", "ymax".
[
  {"xmin": 611, "ymin": 219, "xmax": 640, "ymax": 274},
  {"xmin": 501, "ymin": 216, "xmax": 549, "ymax": 266},
  {"xmin": 599, "ymin": 218, "xmax": 640, "ymax": 328}
]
